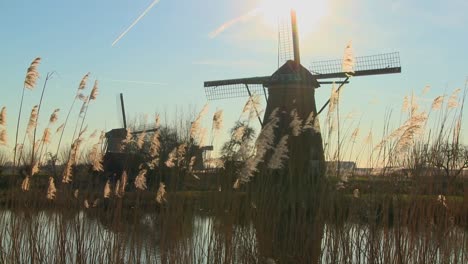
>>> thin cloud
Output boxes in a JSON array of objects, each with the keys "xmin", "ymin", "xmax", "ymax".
[
  {"xmin": 209, "ymin": 8, "xmax": 259, "ymax": 39},
  {"xmin": 193, "ymin": 59, "xmax": 264, "ymax": 67},
  {"xmin": 104, "ymin": 79, "xmax": 168, "ymax": 86},
  {"xmin": 112, "ymin": 0, "xmax": 161, "ymax": 47}
]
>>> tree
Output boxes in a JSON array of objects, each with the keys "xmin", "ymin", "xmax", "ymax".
[
  {"xmin": 221, "ymin": 121, "xmax": 256, "ymax": 163},
  {"xmin": 431, "ymin": 142, "xmax": 468, "ymax": 193}
]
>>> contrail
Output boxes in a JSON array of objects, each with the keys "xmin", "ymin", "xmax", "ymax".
[
  {"xmin": 209, "ymin": 8, "xmax": 259, "ymax": 39},
  {"xmin": 112, "ymin": 0, "xmax": 161, "ymax": 47}
]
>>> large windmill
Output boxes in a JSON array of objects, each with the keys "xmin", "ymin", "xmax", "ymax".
[{"xmin": 204, "ymin": 10, "xmax": 401, "ymax": 180}]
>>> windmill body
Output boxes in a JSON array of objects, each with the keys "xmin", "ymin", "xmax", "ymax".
[
  {"xmin": 204, "ymin": 10, "xmax": 401, "ymax": 181},
  {"xmin": 263, "ymin": 60, "xmax": 325, "ymax": 180}
]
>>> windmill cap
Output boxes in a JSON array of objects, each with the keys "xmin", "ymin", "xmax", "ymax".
[{"xmin": 267, "ymin": 60, "xmax": 320, "ymax": 88}]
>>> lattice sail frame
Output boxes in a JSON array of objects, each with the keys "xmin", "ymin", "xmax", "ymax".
[
  {"xmin": 205, "ymin": 83, "xmax": 266, "ymax": 101},
  {"xmin": 204, "ymin": 52, "xmax": 401, "ymax": 101},
  {"xmin": 310, "ymin": 52, "xmax": 401, "ymax": 79},
  {"xmin": 277, "ymin": 15, "xmax": 294, "ymax": 66}
]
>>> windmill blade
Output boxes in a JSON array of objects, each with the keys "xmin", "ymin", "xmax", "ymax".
[
  {"xmin": 310, "ymin": 52, "xmax": 401, "ymax": 79},
  {"xmin": 204, "ymin": 82, "xmax": 266, "ymax": 101},
  {"xmin": 277, "ymin": 15, "xmax": 294, "ymax": 67},
  {"xmin": 204, "ymin": 74, "xmax": 304, "ymax": 100},
  {"xmin": 205, "ymin": 76, "xmax": 271, "ymax": 87},
  {"xmin": 204, "ymin": 74, "xmax": 348, "ymax": 100}
]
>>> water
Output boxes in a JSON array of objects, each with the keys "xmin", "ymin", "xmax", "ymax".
[{"xmin": 0, "ymin": 209, "xmax": 466, "ymax": 263}]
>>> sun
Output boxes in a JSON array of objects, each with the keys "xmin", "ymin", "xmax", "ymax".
[{"xmin": 258, "ymin": 0, "xmax": 329, "ymax": 35}]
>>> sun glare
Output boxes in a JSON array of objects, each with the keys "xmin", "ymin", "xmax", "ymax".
[{"xmin": 258, "ymin": 0, "xmax": 329, "ymax": 35}]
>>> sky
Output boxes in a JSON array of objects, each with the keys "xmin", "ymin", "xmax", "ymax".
[{"xmin": 0, "ymin": 0, "xmax": 467, "ymax": 164}]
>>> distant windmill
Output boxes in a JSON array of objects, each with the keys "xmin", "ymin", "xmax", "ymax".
[
  {"xmin": 103, "ymin": 93, "xmax": 158, "ymax": 176},
  {"xmin": 204, "ymin": 10, "xmax": 401, "ymax": 180},
  {"xmin": 104, "ymin": 94, "xmax": 213, "ymax": 180}
]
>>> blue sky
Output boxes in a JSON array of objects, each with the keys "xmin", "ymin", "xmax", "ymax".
[{"xmin": 0, "ymin": 0, "xmax": 467, "ymax": 161}]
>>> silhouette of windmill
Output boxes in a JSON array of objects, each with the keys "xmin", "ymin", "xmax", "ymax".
[{"xmin": 204, "ymin": 10, "xmax": 401, "ymax": 179}]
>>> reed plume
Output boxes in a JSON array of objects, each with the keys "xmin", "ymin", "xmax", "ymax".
[
  {"xmin": 24, "ymin": 57, "xmax": 41, "ymax": 89},
  {"xmin": 448, "ymin": 88, "xmax": 461, "ymax": 109},
  {"xmin": 402, "ymin": 96, "xmax": 409, "ymax": 113},
  {"xmin": 177, "ymin": 143, "xmax": 187, "ymax": 167},
  {"xmin": 190, "ymin": 103, "xmax": 209, "ymax": 140},
  {"xmin": 156, "ymin": 182, "xmax": 167, "ymax": 204},
  {"xmin": 188, "ymin": 156, "xmax": 196, "ymax": 172},
  {"xmin": 92, "ymin": 198, "xmax": 99, "ymax": 208},
  {"xmin": 431, "ymin": 96, "xmax": 444, "ymax": 110},
  {"xmin": 89, "ymin": 143, "xmax": 104, "ymax": 172},
  {"xmin": 242, "ymin": 95, "xmax": 261, "ymax": 120},
  {"xmin": 134, "ymin": 169, "xmax": 148, "ymax": 190},
  {"xmin": 41, "ymin": 128, "xmax": 51, "ymax": 144},
  {"xmin": 15, "ymin": 57, "xmax": 41, "ymax": 167},
  {"xmin": 238, "ymin": 109, "xmax": 279, "ymax": 183},
  {"xmin": 49, "ymin": 109, "xmax": 59, "ymax": 124},
  {"xmin": 78, "ymin": 72, "xmax": 90, "ymax": 90},
  {"xmin": 46, "ymin": 177, "xmax": 56, "ymax": 200},
  {"xmin": 103, "ymin": 180, "xmax": 111, "ymax": 198},
  {"xmin": 120, "ymin": 171, "xmax": 128, "ymax": 196},
  {"xmin": 136, "ymin": 130, "xmax": 146, "ymax": 149},
  {"xmin": 121, "ymin": 128, "xmax": 133, "ymax": 150},
  {"xmin": 115, "ymin": 180, "xmax": 121, "ymax": 196},
  {"xmin": 233, "ymin": 125, "xmax": 246, "ymax": 142},
  {"xmin": 0, "ymin": 130, "xmax": 7, "ymax": 145},
  {"xmin": 90, "ymin": 80, "xmax": 99, "ymax": 100},
  {"xmin": 165, "ymin": 147, "xmax": 177, "ymax": 168},
  {"xmin": 233, "ymin": 178, "xmax": 241, "ymax": 189},
  {"xmin": 26, "ymin": 105, "xmax": 39, "ymax": 134},
  {"xmin": 268, "ymin": 135, "xmax": 289, "ymax": 170},
  {"xmin": 375, "ymin": 112, "xmax": 428, "ymax": 153},
  {"xmin": 62, "ymin": 160, "xmax": 73, "ymax": 184},
  {"xmin": 0, "ymin": 107, "xmax": 6, "ymax": 126},
  {"xmin": 303, "ymin": 111, "xmax": 321, "ymax": 134},
  {"xmin": 62, "ymin": 138, "xmax": 82, "ymax": 183},
  {"xmin": 89, "ymin": 129, "xmax": 97, "ymax": 139},
  {"xmin": 212, "ymin": 109, "xmax": 223, "ymax": 134},
  {"xmin": 21, "ymin": 176, "xmax": 30, "ymax": 191},
  {"xmin": 351, "ymin": 128, "xmax": 360, "ymax": 142},
  {"xmin": 149, "ymin": 114, "xmax": 161, "ymax": 157},
  {"xmin": 395, "ymin": 113, "xmax": 427, "ymax": 153},
  {"xmin": 198, "ymin": 127, "xmax": 208, "ymax": 147},
  {"xmin": 342, "ymin": 41, "xmax": 355, "ymax": 76},
  {"xmin": 115, "ymin": 171, "xmax": 128, "ymax": 198},
  {"xmin": 289, "ymin": 109, "xmax": 302, "ymax": 136}
]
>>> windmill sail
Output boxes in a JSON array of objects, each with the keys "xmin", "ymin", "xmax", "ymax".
[
  {"xmin": 310, "ymin": 52, "xmax": 401, "ymax": 79},
  {"xmin": 277, "ymin": 14, "xmax": 294, "ymax": 67}
]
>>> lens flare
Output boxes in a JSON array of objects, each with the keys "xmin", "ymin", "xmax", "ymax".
[{"xmin": 258, "ymin": 0, "xmax": 329, "ymax": 35}]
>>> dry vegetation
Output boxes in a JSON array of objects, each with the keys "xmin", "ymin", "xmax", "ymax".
[{"xmin": 0, "ymin": 57, "xmax": 466, "ymax": 264}]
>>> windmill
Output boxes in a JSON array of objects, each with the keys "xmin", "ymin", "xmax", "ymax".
[
  {"xmin": 103, "ymin": 93, "xmax": 159, "ymax": 176},
  {"xmin": 103, "ymin": 94, "xmax": 214, "ymax": 185},
  {"xmin": 204, "ymin": 10, "xmax": 401, "ymax": 180}
]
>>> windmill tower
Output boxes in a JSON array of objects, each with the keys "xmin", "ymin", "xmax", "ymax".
[
  {"xmin": 204, "ymin": 10, "xmax": 401, "ymax": 182},
  {"xmin": 103, "ymin": 93, "xmax": 158, "ymax": 176}
]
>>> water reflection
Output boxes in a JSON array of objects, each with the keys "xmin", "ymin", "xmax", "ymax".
[{"xmin": 0, "ymin": 208, "xmax": 466, "ymax": 263}]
